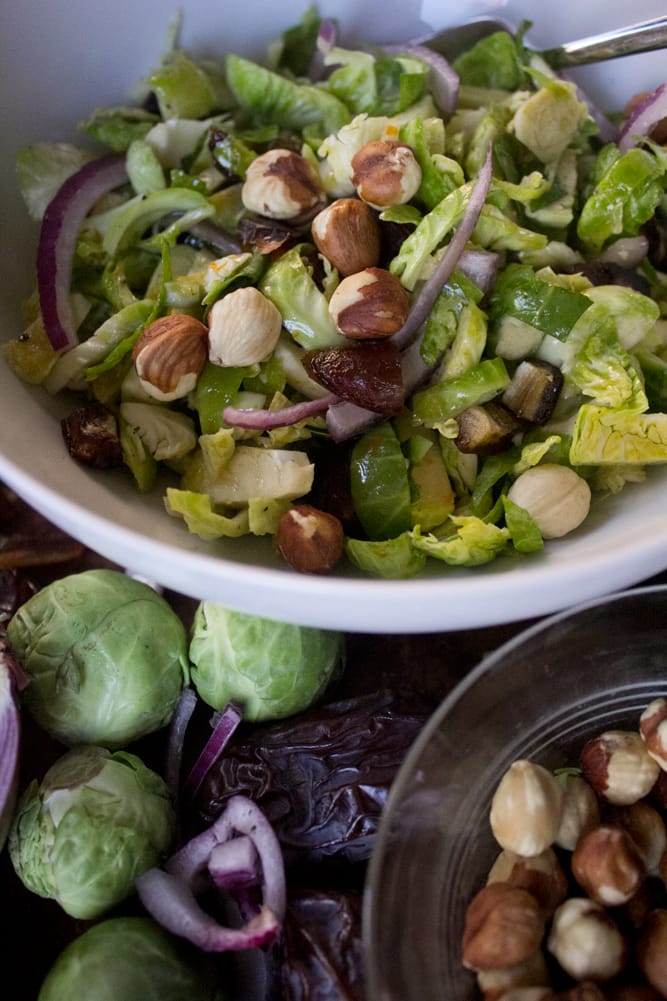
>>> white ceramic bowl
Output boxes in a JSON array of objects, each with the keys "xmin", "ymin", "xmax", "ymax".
[{"xmin": 1, "ymin": 0, "xmax": 667, "ymax": 633}]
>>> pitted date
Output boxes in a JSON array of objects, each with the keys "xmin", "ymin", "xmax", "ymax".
[{"xmin": 198, "ymin": 690, "xmax": 433, "ymax": 866}]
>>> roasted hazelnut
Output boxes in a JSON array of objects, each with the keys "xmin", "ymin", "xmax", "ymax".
[
  {"xmin": 555, "ymin": 774, "xmax": 600, "ymax": 851},
  {"xmin": 571, "ymin": 825, "xmax": 647, "ymax": 906},
  {"xmin": 489, "ymin": 760, "xmax": 563, "ymax": 857},
  {"xmin": 310, "ymin": 197, "xmax": 381, "ymax": 276},
  {"xmin": 580, "ymin": 730, "xmax": 660, "ymax": 805},
  {"xmin": 462, "ymin": 882, "xmax": 546, "ymax": 972},
  {"xmin": 487, "ymin": 848, "xmax": 568, "ymax": 915},
  {"xmin": 208, "ymin": 286, "xmax": 283, "ymax": 367},
  {"xmin": 639, "ymin": 698, "xmax": 667, "ymax": 771},
  {"xmin": 276, "ymin": 504, "xmax": 345, "ymax": 574},
  {"xmin": 351, "ymin": 138, "xmax": 422, "ymax": 209},
  {"xmin": 506, "ymin": 464, "xmax": 591, "ymax": 539},
  {"xmin": 132, "ymin": 313, "xmax": 208, "ymax": 401},
  {"xmin": 547, "ymin": 897, "xmax": 628, "ymax": 982},
  {"xmin": 607, "ymin": 801, "xmax": 667, "ymax": 875},
  {"xmin": 328, "ymin": 267, "xmax": 410, "ymax": 339},
  {"xmin": 485, "ymin": 987, "xmax": 551, "ymax": 1001},
  {"xmin": 241, "ymin": 148, "xmax": 326, "ymax": 222},
  {"xmin": 636, "ymin": 908, "xmax": 667, "ymax": 997},
  {"xmin": 477, "ymin": 949, "xmax": 550, "ymax": 1000}
]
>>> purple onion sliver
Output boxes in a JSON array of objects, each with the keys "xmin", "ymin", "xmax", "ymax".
[
  {"xmin": 618, "ymin": 83, "xmax": 667, "ymax": 151},
  {"xmin": 223, "ymin": 393, "xmax": 338, "ymax": 430},
  {"xmin": 208, "ymin": 835, "xmax": 260, "ymax": 890},
  {"xmin": 135, "ymin": 867, "xmax": 281, "ymax": 952},
  {"xmin": 382, "ymin": 42, "xmax": 459, "ymax": 114},
  {"xmin": 183, "ymin": 700, "xmax": 243, "ymax": 800},
  {"xmin": 37, "ymin": 155, "xmax": 128, "ymax": 351},
  {"xmin": 458, "ymin": 248, "xmax": 499, "ymax": 295},
  {"xmin": 165, "ymin": 687, "xmax": 198, "ymax": 802}
]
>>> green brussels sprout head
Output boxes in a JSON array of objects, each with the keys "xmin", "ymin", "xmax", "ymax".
[
  {"xmin": 9, "ymin": 745, "xmax": 175, "ymax": 919},
  {"xmin": 7, "ymin": 569, "xmax": 189, "ymax": 747},
  {"xmin": 37, "ymin": 917, "xmax": 224, "ymax": 1001},
  {"xmin": 189, "ymin": 603, "xmax": 345, "ymax": 721}
]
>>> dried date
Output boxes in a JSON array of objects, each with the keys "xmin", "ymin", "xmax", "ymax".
[{"xmin": 304, "ymin": 342, "xmax": 404, "ymax": 416}]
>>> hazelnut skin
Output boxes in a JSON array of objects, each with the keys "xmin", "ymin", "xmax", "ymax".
[
  {"xmin": 328, "ymin": 267, "xmax": 410, "ymax": 340},
  {"xmin": 351, "ymin": 138, "xmax": 422, "ymax": 209},
  {"xmin": 276, "ymin": 504, "xmax": 344, "ymax": 574},
  {"xmin": 462, "ymin": 881, "xmax": 546, "ymax": 972},
  {"xmin": 311, "ymin": 198, "xmax": 381, "ymax": 276}
]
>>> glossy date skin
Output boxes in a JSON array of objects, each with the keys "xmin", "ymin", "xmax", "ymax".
[{"xmin": 198, "ymin": 690, "xmax": 434, "ymax": 867}]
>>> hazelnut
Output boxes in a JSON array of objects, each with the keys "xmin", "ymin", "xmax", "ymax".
[
  {"xmin": 208, "ymin": 287, "xmax": 283, "ymax": 367},
  {"xmin": 555, "ymin": 774, "xmax": 600, "ymax": 851},
  {"xmin": 484, "ymin": 987, "xmax": 551, "ymax": 1001},
  {"xmin": 547, "ymin": 897, "xmax": 628, "ymax": 982},
  {"xmin": 580, "ymin": 730, "xmax": 660, "ymax": 805},
  {"xmin": 640, "ymin": 698, "xmax": 667, "ymax": 771},
  {"xmin": 571, "ymin": 825, "xmax": 647, "ymax": 906},
  {"xmin": 351, "ymin": 139, "xmax": 422, "ymax": 209},
  {"xmin": 477, "ymin": 950, "xmax": 550, "ymax": 1001},
  {"xmin": 276, "ymin": 504, "xmax": 344, "ymax": 574},
  {"xmin": 311, "ymin": 197, "xmax": 381, "ymax": 276},
  {"xmin": 506, "ymin": 464, "xmax": 591, "ymax": 539},
  {"xmin": 607, "ymin": 801, "xmax": 667, "ymax": 875},
  {"xmin": 489, "ymin": 760, "xmax": 563, "ymax": 857},
  {"xmin": 132, "ymin": 313, "xmax": 208, "ymax": 402},
  {"xmin": 461, "ymin": 882, "xmax": 546, "ymax": 972},
  {"xmin": 637, "ymin": 908, "xmax": 667, "ymax": 996},
  {"xmin": 328, "ymin": 267, "xmax": 410, "ymax": 339},
  {"xmin": 487, "ymin": 848, "xmax": 568, "ymax": 915},
  {"xmin": 241, "ymin": 148, "xmax": 326, "ymax": 222}
]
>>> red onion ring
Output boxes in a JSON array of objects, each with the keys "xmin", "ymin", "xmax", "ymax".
[
  {"xmin": 618, "ymin": 83, "xmax": 667, "ymax": 152},
  {"xmin": 183, "ymin": 701, "xmax": 243, "ymax": 800},
  {"xmin": 382, "ymin": 42, "xmax": 459, "ymax": 114},
  {"xmin": 37, "ymin": 155, "xmax": 129, "ymax": 351},
  {"xmin": 136, "ymin": 795, "xmax": 286, "ymax": 952},
  {"xmin": 222, "ymin": 393, "xmax": 338, "ymax": 430}
]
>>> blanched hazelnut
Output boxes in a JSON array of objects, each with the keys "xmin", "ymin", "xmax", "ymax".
[
  {"xmin": 580, "ymin": 730, "xmax": 660, "ymax": 805},
  {"xmin": 555, "ymin": 774, "xmax": 600, "ymax": 851},
  {"xmin": 490, "ymin": 760, "xmax": 563, "ymax": 857},
  {"xmin": 640, "ymin": 698, "xmax": 667, "ymax": 771},
  {"xmin": 276, "ymin": 504, "xmax": 344, "ymax": 574},
  {"xmin": 506, "ymin": 464, "xmax": 591, "ymax": 539},
  {"xmin": 208, "ymin": 286, "xmax": 283, "ymax": 367},
  {"xmin": 462, "ymin": 882, "xmax": 546, "ymax": 972},
  {"xmin": 487, "ymin": 848, "xmax": 568, "ymax": 915},
  {"xmin": 351, "ymin": 139, "xmax": 422, "ymax": 209},
  {"xmin": 328, "ymin": 267, "xmax": 410, "ymax": 339},
  {"xmin": 637, "ymin": 908, "xmax": 667, "ymax": 996},
  {"xmin": 547, "ymin": 897, "xmax": 628, "ymax": 982},
  {"xmin": 241, "ymin": 148, "xmax": 326, "ymax": 222},
  {"xmin": 310, "ymin": 197, "xmax": 381, "ymax": 276},
  {"xmin": 571, "ymin": 825, "xmax": 647, "ymax": 906}
]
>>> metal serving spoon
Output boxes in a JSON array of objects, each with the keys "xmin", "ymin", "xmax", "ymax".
[{"xmin": 415, "ymin": 14, "xmax": 667, "ymax": 67}]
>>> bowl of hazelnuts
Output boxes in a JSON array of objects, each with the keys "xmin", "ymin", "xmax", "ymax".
[{"xmin": 363, "ymin": 584, "xmax": 667, "ymax": 1001}]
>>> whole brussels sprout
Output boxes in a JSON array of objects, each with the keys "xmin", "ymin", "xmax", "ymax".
[
  {"xmin": 7, "ymin": 569, "xmax": 189, "ymax": 747},
  {"xmin": 37, "ymin": 916, "xmax": 225, "ymax": 1001},
  {"xmin": 189, "ymin": 603, "xmax": 345, "ymax": 721},
  {"xmin": 9, "ymin": 745, "xmax": 175, "ymax": 919}
]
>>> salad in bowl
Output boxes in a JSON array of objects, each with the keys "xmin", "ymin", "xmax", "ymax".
[{"xmin": 3, "ymin": 3, "xmax": 667, "ymax": 628}]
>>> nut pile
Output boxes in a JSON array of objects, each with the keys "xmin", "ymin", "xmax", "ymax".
[{"xmin": 461, "ymin": 698, "xmax": 667, "ymax": 1000}]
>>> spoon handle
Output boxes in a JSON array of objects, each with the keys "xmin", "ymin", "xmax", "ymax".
[{"xmin": 541, "ymin": 16, "xmax": 667, "ymax": 68}]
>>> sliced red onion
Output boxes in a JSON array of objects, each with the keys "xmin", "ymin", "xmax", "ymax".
[
  {"xmin": 208, "ymin": 836, "xmax": 259, "ymax": 890},
  {"xmin": 309, "ymin": 18, "xmax": 338, "ymax": 80},
  {"xmin": 223, "ymin": 393, "xmax": 338, "ymax": 430},
  {"xmin": 183, "ymin": 701, "xmax": 243, "ymax": 800},
  {"xmin": 165, "ymin": 686, "xmax": 198, "ymax": 804},
  {"xmin": 37, "ymin": 154, "xmax": 128, "ymax": 351},
  {"xmin": 136, "ymin": 795, "xmax": 286, "ymax": 952},
  {"xmin": 382, "ymin": 42, "xmax": 459, "ymax": 114},
  {"xmin": 618, "ymin": 83, "xmax": 667, "ymax": 151},
  {"xmin": 0, "ymin": 635, "xmax": 21, "ymax": 849},
  {"xmin": 326, "ymin": 148, "xmax": 493, "ymax": 442},
  {"xmin": 458, "ymin": 248, "xmax": 499, "ymax": 294}
]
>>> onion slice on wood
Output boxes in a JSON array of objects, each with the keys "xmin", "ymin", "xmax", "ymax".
[
  {"xmin": 37, "ymin": 154, "xmax": 128, "ymax": 351},
  {"xmin": 136, "ymin": 795, "xmax": 286, "ymax": 952},
  {"xmin": 0, "ymin": 633, "xmax": 22, "ymax": 849}
]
